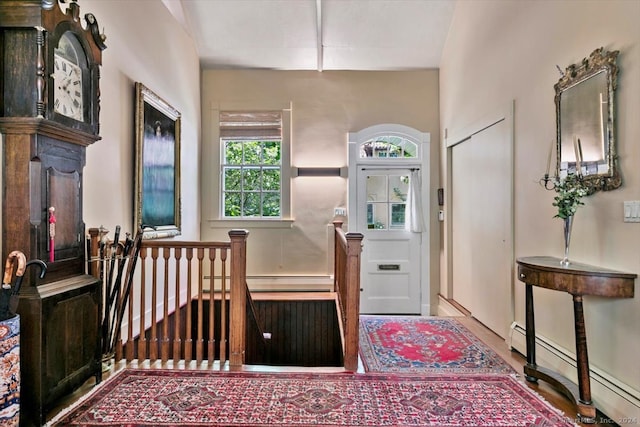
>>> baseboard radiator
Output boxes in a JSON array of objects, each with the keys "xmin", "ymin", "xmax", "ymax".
[{"xmin": 510, "ymin": 322, "xmax": 640, "ymax": 423}]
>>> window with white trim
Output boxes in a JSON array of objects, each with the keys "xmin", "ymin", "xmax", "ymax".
[{"xmin": 220, "ymin": 111, "xmax": 283, "ymax": 218}]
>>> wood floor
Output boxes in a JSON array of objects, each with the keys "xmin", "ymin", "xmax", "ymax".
[{"xmin": 47, "ymin": 315, "xmax": 618, "ymax": 426}]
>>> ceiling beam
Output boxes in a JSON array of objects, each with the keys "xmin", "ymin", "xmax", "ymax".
[{"xmin": 315, "ymin": 0, "xmax": 323, "ymax": 72}]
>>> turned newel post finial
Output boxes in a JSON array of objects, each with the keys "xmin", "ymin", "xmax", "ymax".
[{"xmin": 41, "ymin": 0, "xmax": 55, "ymax": 10}]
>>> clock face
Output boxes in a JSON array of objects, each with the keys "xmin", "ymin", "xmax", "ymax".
[{"xmin": 53, "ymin": 53, "xmax": 84, "ymax": 121}]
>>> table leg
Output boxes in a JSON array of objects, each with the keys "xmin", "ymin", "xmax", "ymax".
[
  {"xmin": 524, "ymin": 283, "xmax": 538, "ymax": 382},
  {"xmin": 573, "ymin": 294, "xmax": 596, "ymax": 421}
]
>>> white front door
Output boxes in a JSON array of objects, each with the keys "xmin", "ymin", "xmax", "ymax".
[{"xmin": 357, "ymin": 167, "xmax": 421, "ymax": 314}]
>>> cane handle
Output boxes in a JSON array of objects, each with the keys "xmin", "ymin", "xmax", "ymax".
[{"xmin": 3, "ymin": 250, "xmax": 27, "ymax": 285}]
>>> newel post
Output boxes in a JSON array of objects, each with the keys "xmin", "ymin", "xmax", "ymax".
[
  {"xmin": 332, "ymin": 220, "xmax": 343, "ymax": 292},
  {"xmin": 344, "ymin": 231, "xmax": 363, "ymax": 371},
  {"xmin": 87, "ymin": 228, "xmax": 101, "ymax": 279},
  {"xmin": 87, "ymin": 226, "xmax": 108, "ymax": 279},
  {"xmin": 228, "ymin": 229, "xmax": 249, "ymax": 367}
]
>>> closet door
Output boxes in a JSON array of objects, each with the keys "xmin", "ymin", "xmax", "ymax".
[{"xmin": 451, "ymin": 119, "xmax": 512, "ymax": 338}]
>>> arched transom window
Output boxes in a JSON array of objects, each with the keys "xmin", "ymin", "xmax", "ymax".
[{"xmin": 359, "ymin": 135, "xmax": 418, "ymax": 159}]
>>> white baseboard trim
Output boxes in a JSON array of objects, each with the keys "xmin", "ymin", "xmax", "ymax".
[
  {"xmin": 436, "ymin": 295, "xmax": 465, "ymax": 317},
  {"xmin": 247, "ymin": 275, "xmax": 334, "ymax": 292},
  {"xmin": 424, "ymin": 303, "xmax": 436, "ymax": 316},
  {"xmin": 202, "ymin": 275, "xmax": 334, "ymax": 292},
  {"xmin": 510, "ymin": 322, "xmax": 640, "ymax": 422}
]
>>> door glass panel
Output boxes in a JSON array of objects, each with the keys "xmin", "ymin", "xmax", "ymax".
[
  {"xmin": 368, "ymin": 202, "xmax": 388, "ymax": 229},
  {"xmin": 388, "ymin": 175, "xmax": 408, "ymax": 202},
  {"xmin": 390, "ymin": 203, "xmax": 406, "ymax": 229},
  {"xmin": 366, "ymin": 175, "xmax": 386, "ymax": 202},
  {"xmin": 366, "ymin": 173, "xmax": 410, "ymax": 230}
]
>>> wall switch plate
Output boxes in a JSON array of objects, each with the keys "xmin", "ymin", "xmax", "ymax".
[
  {"xmin": 334, "ymin": 207, "xmax": 347, "ymax": 216},
  {"xmin": 623, "ymin": 201, "xmax": 640, "ymax": 222}
]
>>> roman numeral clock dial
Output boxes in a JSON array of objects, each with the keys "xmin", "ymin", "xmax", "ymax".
[{"xmin": 53, "ymin": 53, "xmax": 84, "ymax": 121}]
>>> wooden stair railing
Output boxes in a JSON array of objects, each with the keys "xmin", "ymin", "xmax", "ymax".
[
  {"xmin": 333, "ymin": 220, "xmax": 364, "ymax": 371},
  {"xmin": 88, "ymin": 229, "xmax": 256, "ymax": 367}
]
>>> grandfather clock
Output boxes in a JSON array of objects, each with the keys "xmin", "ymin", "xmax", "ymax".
[{"xmin": 0, "ymin": 1, "xmax": 106, "ymax": 425}]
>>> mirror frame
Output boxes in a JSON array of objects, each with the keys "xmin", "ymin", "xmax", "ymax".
[{"xmin": 555, "ymin": 47, "xmax": 619, "ymax": 193}]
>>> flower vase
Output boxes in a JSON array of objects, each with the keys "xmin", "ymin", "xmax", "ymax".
[{"xmin": 561, "ymin": 215, "xmax": 574, "ymax": 266}]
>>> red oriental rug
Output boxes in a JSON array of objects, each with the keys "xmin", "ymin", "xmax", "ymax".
[
  {"xmin": 47, "ymin": 369, "xmax": 577, "ymax": 427},
  {"xmin": 359, "ymin": 316, "xmax": 517, "ymax": 374}
]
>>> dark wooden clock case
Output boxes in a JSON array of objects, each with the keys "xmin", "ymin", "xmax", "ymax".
[{"xmin": 0, "ymin": 1, "xmax": 106, "ymax": 425}]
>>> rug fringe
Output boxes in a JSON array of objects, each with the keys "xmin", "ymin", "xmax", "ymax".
[{"xmin": 509, "ymin": 375, "xmax": 581, "ymax": 427}]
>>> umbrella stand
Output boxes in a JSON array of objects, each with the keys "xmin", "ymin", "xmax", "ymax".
[
  {"xmin": 0, "ymin": 251, "xmax": 48, "ymax": 426},
  {"xmin": 0, "ymin": 310, "xmax": 20, "ymax": 425}
]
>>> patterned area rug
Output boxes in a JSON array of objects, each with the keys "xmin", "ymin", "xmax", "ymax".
[
  {"xmin": 359, "ymin": 315, "xmax": 517, "ymax": 374},
  {"xmin": 48, "ymin": 369, "xmax": 576, "ymax": 426}
]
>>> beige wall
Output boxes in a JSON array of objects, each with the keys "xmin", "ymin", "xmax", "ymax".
[
  {"xmin": 0, "ymin": 1, "xmax": 200, "ymax": 248},
  {"xmin": 80, "ymin": 0, "xmax": 201, "ymax": 240},
  {"xmin": 440, "ymin": 0, "xmax": 639, "ymax": 419},
  {"xmin": 7, "ymin": 0, "xmax": 636, "ymax": 417},
  {"xmin": 201, "ymin": 70, "xmax": 440, "ymax": 289}
]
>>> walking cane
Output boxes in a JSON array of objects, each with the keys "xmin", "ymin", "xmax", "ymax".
[
  {"xmin": 1, "ymin": 251, "xmax": 26, "ymax": 321},
  {"xmin": 10, "ymin": 259, "xmax": 47, "ymax": 314},
  {"xmin": 108, "ymin": 228, "xmax": 143, "ymax": 354}
]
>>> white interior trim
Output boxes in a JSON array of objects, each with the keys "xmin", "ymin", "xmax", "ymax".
[
  {"xmin": 436, "ymin": 294, "xmax": 465, "ymax": 317},
  {"xmin": 443, "ymin": 101, "xmax": 515, "ymax": 304},
  {"xmin": 204, "ymin": 275, "xmax": 334, "ymax": 292}
]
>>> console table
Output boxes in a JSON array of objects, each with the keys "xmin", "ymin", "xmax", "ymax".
[{"xmin": 516, "ymin": 256, "xmax": 635, "ymax": 422}]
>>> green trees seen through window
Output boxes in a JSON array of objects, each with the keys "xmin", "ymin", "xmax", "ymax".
[{"xmin": 222, "ymin": 139, "xmax": 281, "ymax": 217}]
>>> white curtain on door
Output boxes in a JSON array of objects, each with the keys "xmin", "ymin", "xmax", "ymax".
[{"xmin": 407, "ymin": 169, "xmax": 425, "ymax": 232}]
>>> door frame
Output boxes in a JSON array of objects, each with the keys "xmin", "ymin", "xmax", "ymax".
[
  {"xmin": 443, "ymin": 101, "xmax": 515, "ymax": 327},
  {"xmin": 347, "ymin": 124, "xmax": 431, "ymax": 315}
]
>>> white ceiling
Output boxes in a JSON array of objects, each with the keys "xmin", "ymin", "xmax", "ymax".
[{"xmin": 162, "ymin": 0, "xmax": 456, "ymax": 71}]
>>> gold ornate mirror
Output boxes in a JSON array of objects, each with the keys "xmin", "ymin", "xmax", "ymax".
[{"xmin": 555, "ymin": 47, "xmax": 619, "ymax": 193}]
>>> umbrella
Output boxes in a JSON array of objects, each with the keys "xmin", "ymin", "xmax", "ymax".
[{"xmin": 0, "ymin": 252, "xmax": 47, "ymax": 321}]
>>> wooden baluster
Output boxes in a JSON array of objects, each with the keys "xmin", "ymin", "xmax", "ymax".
[
  {"xmin": 219, "ymin": 247, "xmax": 227, "ymax": 367},
  {"xmin": 138, "ymin": 246, "xmax": 147, "ymax": 361},
  {"xmin": 196, "ymin": 247, "xmax": 205, "ymax": 363},
  {"xmin": 185, "ymin": 248, "xmax": 193, "ymax": 363},
  {"xmin": 96, "ymin": 239, "xmax": 248, "ymax": 367},
  {"xmin": 208, "ymin": 247, "xmax": 216, "ymax": 364},
  {"xmin": 173, "ymin": 248, "xmax": 182, "ymax": 362},
  {"xmin": 161, "ymin": 247, "xmax": 171, "ymax": 362},
  {"xmin": 149, "ymin": 247, "xmax": 159, "ymax": 362}
]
